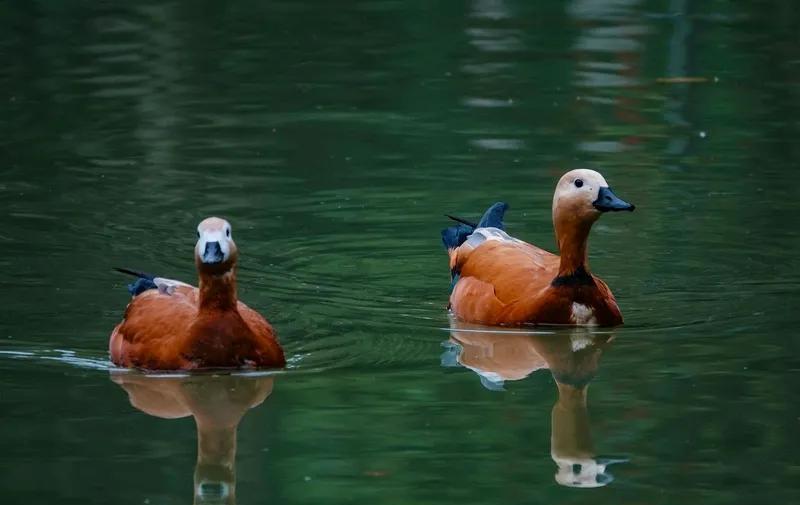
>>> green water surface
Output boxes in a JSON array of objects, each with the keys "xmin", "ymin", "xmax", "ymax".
[{"xmin": 2, "ymin": 1, "xmax": 799, "ymax": 504}]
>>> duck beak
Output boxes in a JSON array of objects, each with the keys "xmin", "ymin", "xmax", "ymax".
[
  {"xmin": 202, "ymin": 241, "xmax": 225, "ymax": 264},
  {"xmin": 593, "ymin": 187, "xmax": 635, "ymax": 212}
]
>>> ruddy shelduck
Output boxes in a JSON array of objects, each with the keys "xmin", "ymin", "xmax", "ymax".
[
  {"xmin": 442, "ymin": 169, "xmax": 634, "ymax": 326},
  {"xmin": 110, "ymin": 217, "xmax": 285, "ymax": 370}
]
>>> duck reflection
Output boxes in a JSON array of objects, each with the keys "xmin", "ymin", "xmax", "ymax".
[
  {"xmin": 110, "ymin": 371, "xmax": 275, "ymax": 504},
  {"xmin": 442, "ymin": 319, "xmax": 626, "ymax": 487}
]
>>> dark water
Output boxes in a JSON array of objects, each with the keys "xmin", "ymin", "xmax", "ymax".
[{"xmin": 2, "ymin": 0, "xmax": 800, "ymax": 503}]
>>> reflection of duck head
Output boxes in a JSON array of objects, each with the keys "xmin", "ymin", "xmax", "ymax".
[
  {"xmin": 550, "ymin": 381, "xmax": 625, "ymax": 488},
  {"xmin": 443, "ymin": 318, "xmax": 625, "ymax": 487},
  {"xmin": 110, "ymin": 371, "xmax": 275, "ymax": 505}
]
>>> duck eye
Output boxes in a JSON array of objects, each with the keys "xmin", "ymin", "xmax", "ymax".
[
  {"xmin": 574, "ymin": 179, "xmax": 584, "ymax": 188},
  {"xmin": 226, "ymin": 228, "xmax": 231, "ymax": 238},
  {"xmin": 196, "ymin": 230, "xmax": 200, "ymax": 239}
]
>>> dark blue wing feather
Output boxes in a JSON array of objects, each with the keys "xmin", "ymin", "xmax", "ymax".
[
  {"xmin": 477, "ymin": 202, "xmax": 509, "ymax": 230},
  {"xmin": 441, "ymin": 223, "xmax": 475, "ymax": 251},
  {"xmin": 441, "ymin": 202, "xmax": 510, "ymax": 292},
  {"xmin": 441, "ymin": 201, "xmax": 509, "ymax": 250},
  {"xmin": 113, "ymin": 267, "xmax": 157, "ymax": 296}
]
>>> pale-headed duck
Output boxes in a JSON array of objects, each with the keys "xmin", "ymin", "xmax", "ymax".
[
  {"xmin": 442, "ymin": 169, "xmax": 634, "ymax": 326},
  {"xmin": 109, "ymin": 217, "xmax": 285, "ymax": 370}
]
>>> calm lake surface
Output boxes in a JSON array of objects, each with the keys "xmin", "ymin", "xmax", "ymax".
[{"xmin": 2, "ymin": 1, "xmax": 799, "ymax": 503}]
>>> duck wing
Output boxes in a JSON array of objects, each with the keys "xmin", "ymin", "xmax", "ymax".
[
  {"xmin": 110, "ymin": 286, "xmax": 200, "ymax": 368},
  {"xmin": 449, "ymin": 231, "xmax": 559, "ymax": 324}
]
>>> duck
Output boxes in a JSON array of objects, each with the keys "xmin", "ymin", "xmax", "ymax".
[
  {"xmin": 109, "ymin": 217, "xmax": 285, "ymax": 370},
  {"xmin": 441, "ymin": 169, "xmax": 634, "ymax": 326}
]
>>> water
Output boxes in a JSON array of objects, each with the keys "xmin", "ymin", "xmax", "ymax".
[{"xmin": 2, "ymin": 0, "xmax": 800, "ymax": 503}]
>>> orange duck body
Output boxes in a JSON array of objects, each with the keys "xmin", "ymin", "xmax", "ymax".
[
  {"xmin": 110, "ymin": 217, "xmax": 285, "ymax": 370},
  {"xmin": 442, "ymin": 169, "xmax": 634, "ymax": 327}
]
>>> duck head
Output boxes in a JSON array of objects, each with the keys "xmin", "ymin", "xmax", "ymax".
[
  {"xmin": 194, "ymin": 217, "xmax": 238, "ymax": 275},
  {"xmin": 551, "ymin": 170, "xmax": 634, "ymax": 275},
  {"xmin": 552, "ymin": 169, "xmax": 634, "ymax": 222}
]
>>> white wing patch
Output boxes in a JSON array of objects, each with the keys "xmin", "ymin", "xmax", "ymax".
[
  {"xmin": 153, "ymin": 277, "xmax": 191, "ymax": 296},
  {"xmin": 464, "ymin": 227, "xmax": 521, "ymax": 250},
  {"xmin": 571, "ymin": 303, "xmax": 597, "ymax": 326}
]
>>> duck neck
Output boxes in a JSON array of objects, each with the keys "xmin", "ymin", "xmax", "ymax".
[
  {"xmin": 198, "ymin": 269, "xmax": 238, "ymax": 312},
  {"xmin": 553, "ymin": 215, "xmax": 594, "ymax": 278}
]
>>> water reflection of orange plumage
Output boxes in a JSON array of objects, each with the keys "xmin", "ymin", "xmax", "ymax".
[
  {"xmin": 111, "ymin": 371, "xmax": 275, "ymax": 504},
  {"xmin": 443, "ymin": 319, "xmax": 627, "ymax": 487}
]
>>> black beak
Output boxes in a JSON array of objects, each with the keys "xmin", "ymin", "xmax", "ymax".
[
  {"xmin": 593, "ymin": 186, "xmax": 635, "ymax": 212},
  {"xmin": 202, "ymin": 241, "xmax": 225, "ymax": 264}
]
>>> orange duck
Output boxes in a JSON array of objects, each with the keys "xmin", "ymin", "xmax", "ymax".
[
  {"xmin": 442, "ymin": 169, "xmax": 634, "ymax": 326},
  {"xmin": 110, "ymin": 217, "xmax": 285, "ymax": 370}
]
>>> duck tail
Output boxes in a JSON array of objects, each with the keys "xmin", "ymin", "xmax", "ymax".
[
  {"xmin": 440, "ymin": 201, "xmax": 509, "ymax": 251},
  {"xmin": 113, "ymin": 267, "xmax": 157, "ymax": 296},
  {"xmin": 113, "ymin": 267, "xmax": 153, "ymax": 280}
]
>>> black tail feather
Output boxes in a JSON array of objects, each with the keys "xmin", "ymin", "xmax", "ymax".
[
  {"xmin": 445, "ymin": 214, "xmax": 478, "ymax": 228},
  {"xmin": 113, "ymin": 267, "xmax": 154, "ymax": 280}
]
